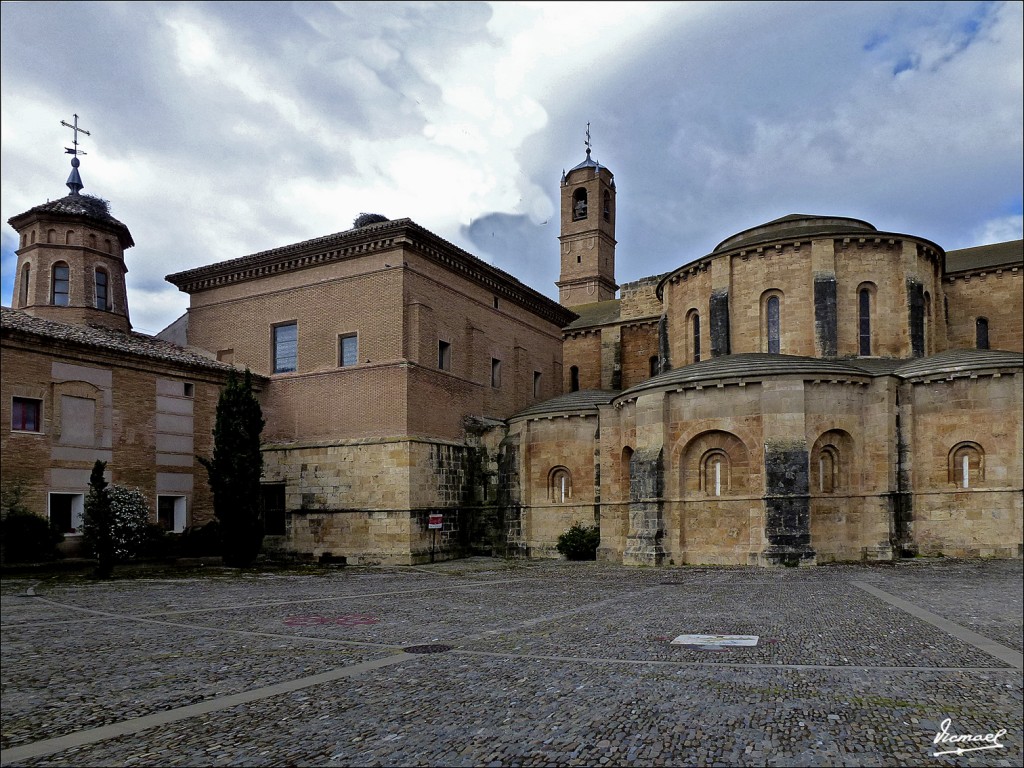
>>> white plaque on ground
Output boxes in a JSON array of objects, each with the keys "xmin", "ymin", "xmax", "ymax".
[{"xmin": 671, "ymin": 634, "xmax": 759, "ymax": 648}]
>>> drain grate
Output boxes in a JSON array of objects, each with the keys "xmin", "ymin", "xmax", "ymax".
[{"xmin": 402, "ymin": 644, "xmax": 453, "ymax": 654}]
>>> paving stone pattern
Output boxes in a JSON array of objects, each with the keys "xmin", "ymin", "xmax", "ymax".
[{"xmin": 1, "ymin": 558, "xmax": 1021, "ymax": 767}]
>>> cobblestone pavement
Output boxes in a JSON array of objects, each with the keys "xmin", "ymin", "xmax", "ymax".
[{"xmin": 1, "ymin": 558, "xmax": 1021, "ymax": 767}]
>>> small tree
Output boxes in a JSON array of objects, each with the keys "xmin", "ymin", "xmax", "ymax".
[
  {"xmin": 200, "ymin": 368, "xmax": 265, "ymax": 567},
  {"xmin": 83, "ymin": 460, "xmax": 115, "ymax": 578}
]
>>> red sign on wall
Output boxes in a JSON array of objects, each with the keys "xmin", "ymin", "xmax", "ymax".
[{"xmin": 428, "ymin": 513, "xmax": 443, "ymax": 529}]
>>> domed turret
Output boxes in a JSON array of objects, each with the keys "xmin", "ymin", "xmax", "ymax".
[{"xmin": 8, "ymin": 115, "xmax": 134, "ymax": 332}]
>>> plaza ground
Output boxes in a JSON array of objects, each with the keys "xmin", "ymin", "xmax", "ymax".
[{"xmin": 1, "ymin": 557, "xmax": 1021, "ymax": 767}]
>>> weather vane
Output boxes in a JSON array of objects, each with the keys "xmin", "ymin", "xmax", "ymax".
[
  {"xmin": 61, "ymin": 113, "xmax": 90, "ymax": 156},
  {"xmin": 585, "ymin": 122, "xmax": 591, "ymax": 154}
]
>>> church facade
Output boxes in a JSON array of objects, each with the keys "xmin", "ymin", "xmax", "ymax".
[{"xmin": 3, "ymin": 145, "xmax": 1022, "ymax": 566}]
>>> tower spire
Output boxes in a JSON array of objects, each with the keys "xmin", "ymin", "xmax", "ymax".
[{"xmin": 61, "ymin": 113, "xmax": 90, "ymax": 195}]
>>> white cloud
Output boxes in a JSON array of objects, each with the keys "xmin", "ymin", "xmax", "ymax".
[{"xmin": 1, "ymin": 1, "xmax": 1021, "ymax": 331}]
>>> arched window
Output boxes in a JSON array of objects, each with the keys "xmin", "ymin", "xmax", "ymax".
[
  {"xmin": 817, "ymin": 446, "xmax": 839, "ymax": 493},
  {"xmin": 572, "ymin": 188, "xmax": 588, "ymax": 220},
  {"xmin": 766, "ymin": 295, "xmax": 781, "ymax": 354},
  {"xmin": 923, "ymin": 291, "xmax": 932, "ymax": 355},
  {"xmin": 52, "ymin": 262, "xmax": 70, "ymax": 306},
  {"xmin": 30, "ymin": 230, "xmax": 36, "ymax": 244},
  {"xmin": 976, "ymin": 317, "xmax": 989, "ymax": 350},
  {"xmin": 19, "ymin": 263, "xmax": 30, "ymax": 306},
  {"xmin": 104, "ymin": 239, "xmax": 113, "ymax": 254},
  {"xmin": 549, "ymin": 467, "xmax": 572, "ymax": 503},
  {"xmin": 65, "ymin": 230, "xmax": 74, "ymax": 245},
  {"xmin": 47, "ymin": 229, "xmax": 56, "ymax": 244},
  {"xmin": 649, "ymin": 355, "xmax": 659, "ymax": 377},
  {"xmin": 701, "ymin": 450, "xmax": 730, "ymax": 496},
  {"xmin": 94, "ymin": 268, "xmax": 109, "ymax": 310},
  {"xmin": 858, "ymin": 286, "xmax": 872, "ymax": 356},
  {"xmin": 621, "ymin": 447, "xmax": 634, "ymax": 501},
  {"xmin": 692, "ymin": 311, "xmax": 701, "ymax": 363},
  {"xmin": 949, "ymin": 443, "xmax": 984, "ymax": 489},
  {"xmin": 570, "ymin": 365, "xmax": 580, "ymax": 392},
  {"xmin": 88, "ymin": 233, "xmax": 97, "ymax": 250},
  {"xmin": 603, "ymin": 190, "xmax": 611, "ymax": 222}
]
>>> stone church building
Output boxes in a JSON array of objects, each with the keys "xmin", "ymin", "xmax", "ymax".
[{"xmin": 3, "ymin": 145, "xmax": 1022, "ymax": 566}]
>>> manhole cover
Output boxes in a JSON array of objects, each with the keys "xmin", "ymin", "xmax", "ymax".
[{"xmin": 402, "ymin": 644, "xmax": 453, "ymax": 654}]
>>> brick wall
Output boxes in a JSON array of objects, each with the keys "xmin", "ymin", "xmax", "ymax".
[{"xmin": 0, "ymin": 336, "xmax": 224, "ymax": 538}]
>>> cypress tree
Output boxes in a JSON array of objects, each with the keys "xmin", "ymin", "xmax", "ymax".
[
  {"xmin": 200, "ymin": 369, "xmax": 265, "ymax": 567},
  {"xmin": 84, "ymin": 460, "xmax": 114, "ymax": 578}
]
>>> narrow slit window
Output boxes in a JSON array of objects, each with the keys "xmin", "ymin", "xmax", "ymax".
[
  {"xmin": 976, "ymin": 317, "xmax": 989, "ymax": 350},
  {"xmin": 438, "ymin": 340, "xmax": 451, "ymax": 371},
  {"xmin": 766, "ymin": 296, "xmax": 780, "ymax": 354},
  {"xmin": 859, "ymin": 288, "xmax": 871, "ymax": 355}
]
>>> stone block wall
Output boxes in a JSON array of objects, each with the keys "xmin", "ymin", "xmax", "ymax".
[{"xmin": 943, "ymin": 267, "xmax": 1022, "ymax": 352}]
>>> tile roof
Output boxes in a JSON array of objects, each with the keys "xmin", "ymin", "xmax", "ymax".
[
  {"xmin": 165, "ymin": 217, "xmax": 577, "ymax": 328},
  {"xmin": 892, "ymin": 349, "xmax": 1023, "ymax": 378},
  {"xmin": 511, "ymin": 389, "xmax": 617, "ymax": 420},
  {"xmin": 945, "ymin": 239, "xmax": 1022, "ymax": 274},
  {"xmin": 1, "ymin": 307, "xmax": 237, "ymax": 374},
  {"xmin": 7, "ymin": 193, "xmax": 135, "ymax": 248},
  {"xmin": 564, "ymin": 300, "xmax": 622, "ymax": 330}
]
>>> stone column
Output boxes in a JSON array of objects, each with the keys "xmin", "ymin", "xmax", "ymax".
[
  {"xmin": 811, "ymin": 239, "xmax": 837, "ymax": 358},
  {"xmin": 623, "ymin": 447, "xmax": 665, "ymax": 565},
  {"xmin": 623, "ymin": 392, "xmax": 667, "ymax": 565},
  {"xmin": 759, "ymin": 380, "xmax": 815, "ymax": 565}
]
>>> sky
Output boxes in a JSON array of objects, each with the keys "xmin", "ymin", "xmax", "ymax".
[{"xmin": 1, "ymin": 1, "xmax": 1021, "ymax": 336}]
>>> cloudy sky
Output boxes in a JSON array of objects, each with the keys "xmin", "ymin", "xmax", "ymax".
[{"xmin": 2, "ymin": 1, "xmax": 1021, "ymax": 335}]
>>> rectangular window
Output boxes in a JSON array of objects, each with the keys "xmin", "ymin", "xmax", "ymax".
[
  {"xmin": 157, "ymin": 495, "xmax": 187, "ymax": 533},
  {"xmin": 183, "ymin": 382, "xmax": 194, "ymax": 398},
  {"xmin": 339, "ymin": 334, "xmax": 358, "ymax": 367},
  {"xmin": 261, "ymin": 484, "xmax": 287, "ymax": 536},
  {"xmin": 53, "ymin": 265, "xmax": 70, "ymax": 306},
  {"xmin": 273, "ymin": 322, "xmax": 297, "ymax": 373},
  {"xmin": 491, "ymin": 358, "xmax": 502, "ymax": 388},
  {"xmin": 49, "ymin": 493, "xmax": 84, "ymax": 535},
  {"xmin": 12, "ymin": 397, "xmax": 42, "ymax": 432},
  {"xmin": 95, "ymin": 270, "xmax": 109, "ymax": 310},
  {"xmin": 438, "ymin": 340, "xmax": 451, "ymax": 371},
  {"xmin": 533, "ymin": 371, "xmax": 542, "ymax": 398}
]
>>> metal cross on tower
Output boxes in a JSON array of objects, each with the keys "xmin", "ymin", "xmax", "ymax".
[
  {"xmin": 61, "ymin": 113, "xmax": 91, "ymax": 156},
  {"xmin": 585, "ymin": 122, "xmax": 591, "ymax": 153}
]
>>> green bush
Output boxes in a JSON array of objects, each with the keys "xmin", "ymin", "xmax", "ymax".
[
  {"xmin": 0, "ymin": 511, "xmax": 64, "ymax": 563},
  {"xmin": 175, "ymin": 521, "xmax": 222, "ymax": 558},
  {"xmin": 556, "ymin": 523, "xmax": 600, "ymax": 561}
]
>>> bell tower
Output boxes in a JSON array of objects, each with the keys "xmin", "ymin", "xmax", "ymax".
[
  {"xmin": 556, "ymin": 127, "xmax": 617, "ymax": 307},
  {"xmin": 8, "ymin": 114, "xmax": 134, "ymax": 332}
]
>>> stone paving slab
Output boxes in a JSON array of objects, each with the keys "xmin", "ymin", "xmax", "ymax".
[{"xmin": 1, "ymin": 558, "xmax": 1021, "ymax": 767}]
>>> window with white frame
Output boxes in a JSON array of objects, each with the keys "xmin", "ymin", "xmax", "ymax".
[
  {"xmin": 157, "ymin": 495, "xmax": 187, "ymax": 533},
  {"xmin": 49, "ymin": 493, "xmax": 84, "ymax": 534}
]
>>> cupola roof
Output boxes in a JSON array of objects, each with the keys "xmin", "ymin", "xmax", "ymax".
[{"xmin": 713, "ymin": 214, "xmax": 876, "ymax": 253}]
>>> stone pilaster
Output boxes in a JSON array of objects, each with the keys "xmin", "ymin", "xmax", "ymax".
[{"xmin": 623, "ymin": 447, "xmax": 665, "ymax": 565}]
